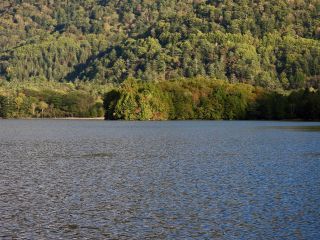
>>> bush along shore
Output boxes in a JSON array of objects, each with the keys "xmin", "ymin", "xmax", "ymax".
[{"xmin": 103, "ymin": 78, "xmax": 320, "ymax": 121}]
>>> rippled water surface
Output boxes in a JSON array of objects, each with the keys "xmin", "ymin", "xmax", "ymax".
[{"xmin": 1, "ymin": 120, "xmax": 320, "ymax": 239}]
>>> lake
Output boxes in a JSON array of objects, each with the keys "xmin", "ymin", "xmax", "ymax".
[{"xmin": 0, "ymin": 120, "xmax": 320, "ymax": 239}]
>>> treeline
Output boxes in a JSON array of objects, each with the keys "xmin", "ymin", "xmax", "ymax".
[
  {"xmin": 251, "ymin": 89, "xmax": 320, "ymax": 120},
  {"xmin": 0, "ymin": 0, "xmax": 319, "ymax": 89},
  {"xmin": 2, "ymin": 78, "xmax": 319, "ymax": 120},
  {"xmin": 0, "ymin": 83, "xmax": 105, "ymax": 118},
  {"xmin": 104, "ymin": 78, "xmax": 320, "ymax": 121}
]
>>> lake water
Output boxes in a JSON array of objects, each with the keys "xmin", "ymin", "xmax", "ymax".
[{"xmin": 0, "ymin": 120, "xmax": 320, "ymax": 239}]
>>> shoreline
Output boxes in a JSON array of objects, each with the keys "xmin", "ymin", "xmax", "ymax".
[
  {"xmin": 1, "ymin": 118, "xmax": 319, "ymax": 122},
  {"xmin": 0, "ymin": 117, "xmax": 105, "ymax": 120}
]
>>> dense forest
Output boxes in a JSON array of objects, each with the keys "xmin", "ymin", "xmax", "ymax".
[
  {"xmin": 0, "ymin": 0, "xmax": 319, "ymax": 119},
  {"xmin": 104, "ymin": 78, "xmax": 320, "ymax": 120}
]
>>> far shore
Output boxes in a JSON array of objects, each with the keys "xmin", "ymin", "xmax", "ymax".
[
  {"xmin": 0, "ymin": 117, "xmax": 105, "ymax": 120},
  {"xmin": 44, "ymin": 117, "xmax": 105, "ymax": 120},
  {"xmin": 1, "ymin": 117, "xmax": 319, "ymax": 122}
]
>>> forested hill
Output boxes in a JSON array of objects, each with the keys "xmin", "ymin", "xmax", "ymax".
[{"xmin": 0, "ymin": 0, "xmax": 319, "ymax": 89}]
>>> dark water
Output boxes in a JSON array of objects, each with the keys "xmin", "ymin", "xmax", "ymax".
[{"xmin": 0, "ymin": 120, "xmax": 320, "ymax": 239}]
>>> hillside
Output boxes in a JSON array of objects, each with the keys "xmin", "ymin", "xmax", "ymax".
[{"xmin": 0, "ymin": 0, "xmax": 319, "ymax": 89}]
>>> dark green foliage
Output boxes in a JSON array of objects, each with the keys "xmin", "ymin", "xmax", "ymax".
[
  {"xmin": 5, "ymin": 36, "xmax": 92, "ymax": 82},
  {"xmin": 104, "ymin": 89, "xmax": 121, "ymax": 120},
  {"xmin": 0, "ymin": 1, "xmax": 319, "ymax": 89},
  {"xmin": 0, "ymin": 96, "xmax": 11, "ymax": 118},
  {"xmin": 252, "ymin": 92, "xmax": 289, "ymax": 120},
  {"xmin": 104, "ymin": 79, "xmax": 320, "ymax": 121},
  {"xmin": 249, "ymin": 88, "xmax": 320, "ymax": 120}
]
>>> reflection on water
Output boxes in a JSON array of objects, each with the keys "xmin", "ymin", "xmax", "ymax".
[
  {"xmin": 266, "ymin": 125, "xmax": 320, "ymax": 132},
  {"xmin": 303, "ymin": 152, "xmax": 320, "ymax": 159},
  {"xmin": 0, "ymin": 120, "xmax": 320, "ymax": 239}
]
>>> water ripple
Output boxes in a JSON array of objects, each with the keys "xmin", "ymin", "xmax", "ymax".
[{"xmin": 0, "ymin": 120, "xmax": 320, "ymax": 239}]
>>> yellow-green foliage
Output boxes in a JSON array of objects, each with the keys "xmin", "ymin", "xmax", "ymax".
[
  {"xmin": 0, "ymin": 80, "xmax": 109, "ymax": 118},
  {"xmin": 104, "ymin": 77, "xmax": 257, "ymax": 120},
  {"xmin": 108, "ymin": 79, "xmax": 172, "ymax": 120},
  {"xmin": 104, "ymin": 77, "xmax": 320, "ymax": 121}
]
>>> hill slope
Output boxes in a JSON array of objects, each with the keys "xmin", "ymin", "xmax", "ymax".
[{"xmin": 0, "ymin": 0, "xmax": 319, "ymax": 89}]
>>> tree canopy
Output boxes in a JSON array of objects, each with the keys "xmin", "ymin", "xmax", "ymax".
[
  {"xmin": 0, "ymin": 0, "xmax": 319, "ymax": 89},
  {"xmin": 104, "ymin": 78, "xmax": 320, "ymax": 121}
]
